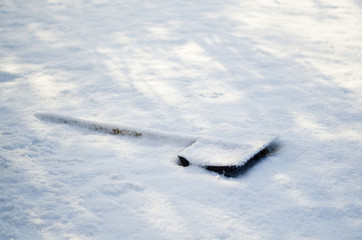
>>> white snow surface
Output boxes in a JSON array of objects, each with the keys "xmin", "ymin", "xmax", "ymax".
[{"xmin": 1, "ymin": 0, "xmax": 362, "ymax": 239}]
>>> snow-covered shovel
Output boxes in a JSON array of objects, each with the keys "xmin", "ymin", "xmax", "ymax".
[{"xmin": 35, "ymin": 113, "xmax": 279, "ymax": 177}]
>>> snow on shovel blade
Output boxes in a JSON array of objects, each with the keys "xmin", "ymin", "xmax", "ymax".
[
  {"xmin": 35, "ymin": 112, "xmax": 278, "ymax": 178},
  {"xmin": 178, "ymin": 138, "xmax": 279, "ymax": 177}
]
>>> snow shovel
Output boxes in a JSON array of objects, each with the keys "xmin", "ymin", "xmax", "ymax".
[{"xmin": 35, "ymin": 113, "xmax": 279, "ymax": 177}]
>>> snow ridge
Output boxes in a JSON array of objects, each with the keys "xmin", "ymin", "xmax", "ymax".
[{"xmin": 35, "ymin": 112, "xmax": 196, "ymax": 145}]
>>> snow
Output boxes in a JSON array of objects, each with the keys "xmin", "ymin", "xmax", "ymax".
[{"xmin": 1, "ymin": 0, "xmax": 362, "ymax": 239}]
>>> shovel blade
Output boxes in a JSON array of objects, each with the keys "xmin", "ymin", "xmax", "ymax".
[{"xmin": 178, "ymin": 138, "xmax": 279, "ymax": 177}]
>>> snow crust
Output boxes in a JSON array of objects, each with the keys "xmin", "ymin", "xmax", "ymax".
[{"xmin": 1, "ymin": 0, "xmax": 362, "ymax": 239}]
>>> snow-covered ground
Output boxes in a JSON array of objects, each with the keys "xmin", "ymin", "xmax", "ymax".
[{"xmin": 1, "ymin": 0, "xmax": 362, "ymax": 239}]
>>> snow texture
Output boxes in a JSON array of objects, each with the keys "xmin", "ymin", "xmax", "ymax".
[{"xmin": 1, "ymin": 0, "xmax": 362, "ymax": 239}]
